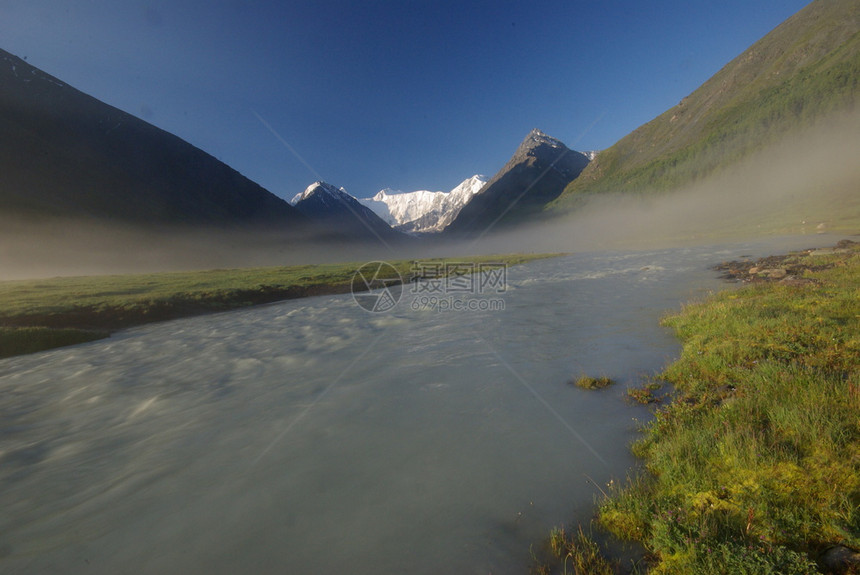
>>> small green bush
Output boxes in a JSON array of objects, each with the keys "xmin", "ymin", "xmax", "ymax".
[{"xmin": 573, "ymin": 375, "xmax": 615, "ymax": 390}]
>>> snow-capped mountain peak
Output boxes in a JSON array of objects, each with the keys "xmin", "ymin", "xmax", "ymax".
[
  {"xmin": 290, "ymin": 180, "xmax": 405, "ymax": 241},
  {"xmin": 525, "ymin": 128, "xmax": 565, "ymax": 149},
  {"xmin": 360, "ymin": 175, "xmax": 486, "ymax": 234},
  {"xmin": 290, "ymin": 181, "xmax": 351, "ymax": 206}
]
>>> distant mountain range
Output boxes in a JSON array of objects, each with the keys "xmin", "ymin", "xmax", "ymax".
[
  {"xmin": 360, "ymin": 175, "xmax": 487, "ymax": 234},
  {"xmin": 1, "ymin": 0, "xmax": 855, "ymax": 245},
  {"xmin": 0, "ymin": 44, "xmax": 581, "ymax": 240},
  {"xmin": 290, "ymin": 133, "xmax": 594, "ymax": 237}
]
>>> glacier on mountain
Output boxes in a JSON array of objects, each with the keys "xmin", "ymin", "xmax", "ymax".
[{"xmin": 360, "ymin": 175, "xmax": 486, "ymax": 234}]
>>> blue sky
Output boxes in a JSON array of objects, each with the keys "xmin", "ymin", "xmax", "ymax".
[{"xmin": 1, "ymin": 1, "xmax": 811, "ymax": 200}]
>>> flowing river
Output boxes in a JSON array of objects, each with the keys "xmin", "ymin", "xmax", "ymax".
[{"xmin": 0, "ymin": 236, "xmax": 835, "ymax": 574}]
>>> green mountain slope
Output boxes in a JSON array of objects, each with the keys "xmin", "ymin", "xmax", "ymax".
[{"xmin": 550, "ymin": 0, "xmax": 859, "ymax": 209}]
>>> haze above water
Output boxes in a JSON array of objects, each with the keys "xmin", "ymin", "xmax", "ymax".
[
  {"xmin": 1, "ymin": 109, "xmax": 859, "ymax": 280},
  {"xmin": 0, "ymin": 235, "xmax": 843, "ymax": 574}
]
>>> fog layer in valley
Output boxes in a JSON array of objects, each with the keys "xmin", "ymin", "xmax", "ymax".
[
  {"xmin": 474, "ymin": 109, "xmax": 860, "ymax": 256},
  {"xmin": 1, "ymin": 110, "xmax": 857, "ymax": 281}
]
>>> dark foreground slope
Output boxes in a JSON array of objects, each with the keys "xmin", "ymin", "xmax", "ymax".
[
  {"xmin": 550, "ymin": 0, "xmax": 860, "ymax": 209},
  {"xmin": 0, "ymin": 48, "xmax": 305, "ymax": 229},
  {"xmin": 444, "ymin": 129, "xmax": 589, "ymax": 236}
]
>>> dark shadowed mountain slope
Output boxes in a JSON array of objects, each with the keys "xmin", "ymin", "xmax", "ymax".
[
  {"xmin": 444, "ymin": 129, "xmax": 589, "ymax": 235},
  {"xmin": 550, "ymin": 0, "xmax": 860, "ymax": 210},
  {"xmin": 0, "ymin": 48, "xmax": 306, "ymax": 229},
  {"xmin": 291, "ymin": 181, "xmax": 407, "ymax": 243}
]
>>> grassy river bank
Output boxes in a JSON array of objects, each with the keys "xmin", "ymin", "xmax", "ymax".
[
  {"xmin": 0, "ymin": 253, "xmax": 555, "ymax": 359},
  {"xmin": 537, "ymin": 239, "xmax": 860, "ymax": 574}
]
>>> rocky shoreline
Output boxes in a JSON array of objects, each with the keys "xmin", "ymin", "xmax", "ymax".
[{"xmin": 714, "ymin": 239, "xmax": 859, "ymax": 285}]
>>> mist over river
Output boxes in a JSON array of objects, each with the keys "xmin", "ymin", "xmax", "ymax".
[{"xmin": 0, "ymin": 236, "xmax": 839, "ymax": 574}]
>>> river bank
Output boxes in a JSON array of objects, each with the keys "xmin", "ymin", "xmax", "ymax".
[
  {"xmin": 0, "ymin": 253, "xmax": 555, "ymax": 359},
  {"xmin": 536, "ymin": 239, "xmax": 860, "ymax": 574}
]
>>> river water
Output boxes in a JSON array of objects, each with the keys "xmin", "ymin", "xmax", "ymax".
[{"xmin": 0, "ymin": 237, "xmax": 836, "ymax": 574}]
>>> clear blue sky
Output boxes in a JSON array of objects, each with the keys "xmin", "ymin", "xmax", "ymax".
[{"xmin": 1, "ymin": 0, "xmax": 811, "ymax": 200}]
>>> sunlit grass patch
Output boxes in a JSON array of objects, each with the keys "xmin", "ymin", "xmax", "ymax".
[{"xmin": 594, "ymin": 242, "xmax": 860, "ymax": 573}]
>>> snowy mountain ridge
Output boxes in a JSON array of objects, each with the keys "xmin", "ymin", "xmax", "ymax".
[
  {"xmin": 524, "ymin": 128, "xmax": 565, "ymax": 149},
  {"xmin": 290, "ymin": 181, "xmax": 352, "ymax": 206},
  {"xmin": 290, "ymin": 181, "xmax": 403, "ymax": 241},
  {"xmin": 360, "ymin": 175, "xmax": 486, "ymax": 234}
]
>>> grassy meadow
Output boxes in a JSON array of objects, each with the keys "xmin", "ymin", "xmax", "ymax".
[
  {"xmin": 535, "ymin": 240, "xmax": 860, "ymax": 574},
  {"xmin": 0, "ymin": 253, "xmax": 556, "ymax": 359}
]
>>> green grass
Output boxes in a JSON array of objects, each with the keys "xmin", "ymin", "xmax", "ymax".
[
  {"xmin": 572, "ymin": 375, "xmax": 615, "ymax": 390},
  {"xmin": 594, "ymin": 244, "xmax": 860, "ymax": 573},
  {"xmin": 627, "ymin": 381, "xmax": 664, "ymax": 405},
  {"xmin": 531, "ymin": 524, "xmax": 616, "ymax": 575},
  {"xmin": 0, "ymin": 253, "xmax": 559, "ymax": 358}
]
